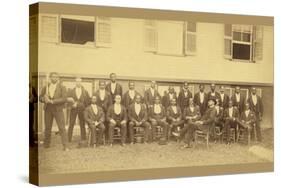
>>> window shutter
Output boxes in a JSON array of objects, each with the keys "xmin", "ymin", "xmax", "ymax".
[
  {"xmin": 185, "ymin": 22, "xmax": 197, "ymax": 55},
  {"xmin": 253, "ymin": 26, "xmax": 263, "ymax": 61},
  {"xmin": 96, "ymin": 17, "xmax": 111, "ymax": 48},
  {"xmin": 29, "ymin": 15, "xmax": 38, "ymax": 44},
  {"xmin": 40, "ymin": 14, "xmax": 59, "ymax": 43},
  {"xmin": 224, "ymin": 24, "xmax": 232, "ymax": 59},
  {"xmin": 143, "ymin": 20, "xmax": 157, "ymax": 52}
]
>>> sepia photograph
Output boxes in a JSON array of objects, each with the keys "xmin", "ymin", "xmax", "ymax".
[{"xmin": 29, "ymin": 2, "xmax": 274, "ymax": 186}]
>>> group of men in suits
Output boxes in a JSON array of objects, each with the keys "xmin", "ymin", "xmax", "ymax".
[{"xmin": 39, "ymin": 72, "xmax": 264, "ymax": 151}]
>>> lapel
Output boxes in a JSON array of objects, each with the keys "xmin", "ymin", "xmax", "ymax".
[{"xmin": 53, "ymin": 83, "xmax": 60, "ymax": 99}]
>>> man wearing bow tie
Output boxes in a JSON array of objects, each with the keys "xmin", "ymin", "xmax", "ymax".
[
  {"xmin": 39, "ymin": 72, "xmax": 69, "ymax": 151},
  {"xmin": 95, "ymin": 80, "xmax": 112, "ymax": 113},
  {"xmin": 194, "ymin": 84, "xmax": 208, "ymax": 115},
  {"xmin": 122, "ymin": 81, "xmax": 141, "ymax": 109},
  {"xmin": 67, "ymin": 77, "xmax": 90, "ymax": 142},
  {"xmin": 144, "ymin": 81, "xmax": 161, "ymax": 108},
  {"xmin": 162, "ymin": 86, "xmax": 177, "ymax": 109},
  {"xmin": 223, "ymin": 100, "xmax": 239, "ymax": 144},
  {"xmin": 166, "ymin": 98, "xmax": 183, "ymax": 140},
  {"xmin": 128, "ymin": 94, "xmax": 150, "ymax": 144},
  {"xmin": 207, "ymin": 83, "xmax": 220, "ymax": 101},
  {"xmin": 177, "ymin": 82, "xmax": 193, "ymax": 113},
  {"xmin": 106, "ymin": 73, "xmax": 123, "ymax": 103},
  {"xmin": 218, "ymin": 86, "xmax": 230, "ymax": 109},
  {"xmin": 231, "ymin": 86, "xmax": 245, "ymax": 113},
  {"xmin": 247, "ymin": 87, "xmax": 263, "ymax": 142},
  {"xmin": 84, "ymin": 95, "xmax": 105, "ymax": 148}
]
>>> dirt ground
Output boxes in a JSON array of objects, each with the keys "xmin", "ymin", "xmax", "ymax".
[{"xmin": 37, "ymin": 128, "xmax": 273, "ymax": 174}]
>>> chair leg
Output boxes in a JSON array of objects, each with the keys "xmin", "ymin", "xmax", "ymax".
[{"xmin": 206, "ymin": 133, "xmax": 209, "ymax": 149}]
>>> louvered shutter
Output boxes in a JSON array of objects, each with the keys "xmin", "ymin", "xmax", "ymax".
[
  {"xmin": 40, "ymin": 14, "xmax": 59, "ymax": 43},
  {"xmin": 224, "ymin": 24, "xmax": 232, "ymax": 59},
  {"xmin": 96, "ymin": 17, "xmax": 111, "ymax": 47},
  {"xmin": 185, "ymin": 22, "xmax": 197, "ymax": 55},
  {"xmin": 253, "ymin": 26, "xmax": 263, "ymax": 61},
  {"xmin": 143, "ymin": 20, "xmax": 157, "ymax": 52}
]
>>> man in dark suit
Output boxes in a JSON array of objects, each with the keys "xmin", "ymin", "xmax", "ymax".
[
  {"xmin": 247, "ymin": 87, "xmax": 263, "ymax": 142},
  {"xmin": 122, "ymin": 81, "xmax": 141, "ymax": 109},
  {"xmin": 231, "ymin": 86, "xmax": 245, "ymax": 113},
  {"xmin": 218, "ymin": 85, "xmax": 229, "ymax": 109},
  {"xmin": 29, "ymin": 83, "xmax": 38, "ymax": 147},
  {"xmin": 223, "ymin": 100, "xmax": 240, "ymax": 144},
  {"xmin": 177, "ymin": 82, "xmax": 193, "ymax": 113},
  {"xmin": 83, "ymin": 95, "xmax": 105, "ymax": 148},
  {"xmin": 162, "ymin": 86, "xmax": 177, "ymax": 109},
  {"xmin": 193, "ymin": 84, "xmax": 208, "ymax": 115},
  {"xmin": 95, "ymin": 80, "xmax": 112, "ymax": 113},
  {"xmin": 106, "ymin": 73, "xmax": 123, "ymax": 103},
  {"xmin": 128, "ymin": 94, "xmax": 150, "ymax": 144},
  {"xmin": 39, "ymin": 72, "xmax": 69, "ymax": 151},
  {"xmin": 67, "ymin": 77, "xmax": 90, "ymax": 142},
  {"xmin": 207, "ymin": 83, "xmax": 220, "ymax": 101},
  {"xmin": 144, "ymin": 81, "xmax": 161, "ymax": 108},
  {"xmin": 148, "ymin": 96, "xmax": 168, "ymax": 141},
  {"xmin": 166, "ymin": 98, "xmax": 183, "ymax": 140},
  {"xmin": 107, "ymin": 95, "xmax": 127, "ymax": 146}
]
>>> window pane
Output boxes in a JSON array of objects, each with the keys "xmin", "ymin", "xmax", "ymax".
[
  {"xmin": 233, "ymin": 31, "xmax": 242, "ymax": 41},
  {"xmin": 232, "ymin": 43, "xmax": 251, "ymax": 60},
  {"xmin": 61, "ymin": 18, "xmax": 95, "ymax": 44},
  {"xmin": 242, "ymin": 33, "xmax": 251, "ymax": 42}
]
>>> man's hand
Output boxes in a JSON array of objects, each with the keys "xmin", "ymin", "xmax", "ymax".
[
  {"xmin": 110, "ymin": 119, "xmax": 116, "ymax": 125},
  {"xmin": 121, "ymin": 120, "xmax": 126, "ymax": 125},
  {"xmin": 94, "ymin": 121, "xmax": 99, "ymax": 126},
  {"xmin": 66, "ymin": 97, "xmax": 75, "ymax": 103},
  {"xmin": 136, "ymin": 121, "xmax": 141, "ymax": 126}
]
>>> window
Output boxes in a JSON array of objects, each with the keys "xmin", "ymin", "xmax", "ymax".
[
  {"xmin": 224, "ymin": 24, "xmax": 263, "ymax": 62},
  {"xmin": 61, "ymin": 18, "xmax": 95, "ymax": 45},
  {"xmin": 143, "ymin": 20, "xmax": 197, "ymax": 56}
]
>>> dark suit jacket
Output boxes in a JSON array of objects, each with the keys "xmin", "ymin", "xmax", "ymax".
[
  {"xmin": 207, "ymin": 91, "xmax": 220, "ymax": 101},
  {"xmin": 106, "ymin": 104, "xmax": 127, "ymax": 122},
  {"xmin": 247, "ymin": 95, "xmax": 263, "ymax": 117},
  {"xmin": 201, "ymin": 106, "xmax": 217, "ymax": 125},
  {"xmin": 162, "ymin": 92, "xmax": 177, "ymax": 109},
  {"xmin": 215, "ymin": 105, "xmax": 224, "ymax": 122},
  {"xmin": 166, "ymin": 105, "xmax": 182, "ymax": 121},
  {"xmin": 144, "ymin": 88, "xmax": 161, "ymax": 107},
  {"xmin": 183, "ymin": 105, "xmax": 201, "ymax": 121},
  {"xmin": 193, "ymin": 92, "xmax": 208, "ymax": 115},
  {"xmin": 68, "ymin": 86, "xmax": 90, "ymax": 112},
  {"xmin": 128, "ymin": 103, "xmax": 148, "ymax": 123},
  {"xmin": 231, "ymin": 93, "xmax": 245, "ymax": 113},
  {"xmin": 122, "ymin": 90, "xmax": 142, "ymax": 109},
  {"xmin": 95, "ymin": 90, "xmax": 112, "ymax": 112},
  {"xmin": 83, "ymin": 105, "xmax": 105, "ymax": 125},
  {"xmin": 240, "ymin": 110, "xmax": 256, "ymax": 123},
  {"xmin": 106, "ymin": 82, "xmax": 123, "ymax": 102},
  {"xmin": 148, "ymin": 104, "xmax": 166, "ymax": 121},
  {"xmin": 29, "ymin": 85, "xmax": 38, "ymax": 112},
  {"xmin": 218, "ymin": 93, "xmax": 230, "ymax": 109},
  {"xmin": 223, "ymin": 107, "xmax": 240, "ymax": 120},
  {"xmin": 39, "ymin": 82, "xmax": 67, "ymax": 111},
  {"xmin": 177, "ymin": 89, "xmax": 193, "ymax": 111}
]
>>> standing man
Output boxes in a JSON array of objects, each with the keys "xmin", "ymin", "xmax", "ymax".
[
  {"xmin": 106, "ymin": 73, "xmax": 123, "ymax": 103},
  {"xmin": 107, "ymin": 95, "xmax": 127, "ymax": 146},
  {"xmin": 223, "ymin": 100, "xmax": 240, "ymax": 144},
  {"xmin": 162, "ymin": 86, "xmax": 177, "ymax": 109},
  {"xmin": 148, "ymin": 96, "xmax": 168, "ymax": 142},
  {"xmin": 166, "ymin": 98, "xmax": 183, "ymax": 140},
  {"xmin": 248, "ymin": 87, "xmax": 263, "ymax": 142},
  {"xmin": 207, "ymin": 83, "xmax": 220, "ymax": 101},
  {"xmin": 194, "ymin": 84, "xmax": 208, "ymax": 116},
  {"xmin": 83, "ymin": 95, "xmax": 105, "ymax": 148},
  {"xmin": 39, "ymin": 72, "xmax": 69, "ymax": 151},
  {"xmin": 144, "ymin": 81, "xmax": 161, "ymax": 108},
  {"xmin": 218, "ymin": 86, "xmax": 230, "ymax": 109},
  {"xmin": 67, "ymin": 77, "xmax": 90, "ymax": 142},
  {"xmin": 177, "ymin": 82, "xmax": 193, "ymax": 113},
  {"xmin": 128, "ymin": 94, "xmax": 150, "ymax": 144},
  {"xmin": 29, "ymin": 83, "xmax": 38, "ymax": 147},
  {"xmin": 95, "ymin": 80, "xmax": 112, "ymax": 113},
  {"xmin": 231, "ymin": 86, "xmax": 245, "ymax": 113},
  {"xmin": 122, "ymin": 81, "xmax": 141, "ymax": 109}
]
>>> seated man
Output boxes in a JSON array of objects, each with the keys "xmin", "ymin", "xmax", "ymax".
[
  {"xmin": 83, "ymin": 95, "xmax": 105, "ymax": 148},
  {"xmin": 174, "ymin": 98, "xmax": 216, "ymax": 148},
  {"xmin": 173, "ymin": 98, "xmax": 201, "ymax": 147},
  {"xmin": 166, "ymin": 98, "xmax": 184, "ymax": 139},
  {"xmin": 223, "ymin": 100, "xmax": 239, "ymax": 145},
  {"xmin": 237, "ymin": 102, "xmax": 256, "ymax": 143},
  {"xmin": 128, "ymin": 94, "xmax": 150, "ymax": 144},
  {"xmin": 107, "ymin": 95, "xmax": 127, "ymax": 146},
  {"xmin": 148, "ymin": 96, "xmax": 168, "ymax": 142},
  {"xmin": 213, "ymin": 98, "xmax": 224, "ymax": 139}
]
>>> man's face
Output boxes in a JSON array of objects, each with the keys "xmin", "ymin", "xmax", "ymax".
[
  {"xmin": 183, "ymin": 83, "xmax": 188, "ymax": 89},
  {"xmin": 99, "ymin": 82, "xmax": 105, "ymax": 90},
  {"xmin": 171, "ymin": 98, "xmax": 176, "ymax": 106},
  {"xmin": 91, "ymin": 96, "xmax": 97, "ymax": 104},
  {"xmin": 220, "ymin": 87, "xmax": 225, "ymax": 93},
  {"xmin": 168, "ymin": 86, "xmax": 174, "ymax": 93},
  {"xmin": 115, "ymin": 96, "xmax": 121, "ymax": 104},
  {"xmin": 252, "ymin": 88, "xmax": 256, "ymax": 95},
  {"xmin": 245, "ymin": 103, "xmax": 250, "ymax": 110},
  {"xmin": 151, "ymin": 82, "xmax": 156, "ymax": 88},
  {"xmin": 129, "ymin": 82, "xmax": 135, "ymax": 90},
  {"xmin": 211, "ymin": 84, "xmax": 216, "ymax": 91},
  {"xmin": 50, "ymin": 74, "xmax": 59, "ymax": 83},
  {"xmin": 208, "ymin": 100, "xmax": 214, "ymax": 107},
  {"xmin": 189, "ymin": 98, "xmax": 194, "ymax": 106},
  {"xmin": 110, "ymin": 74, "xmax": 116, "ymax": 82},
  {"xmin": 235, "ymin": 87, "xmax": 240, "ymax": 94},
  {"xmin": 135, "ymin": 95, "xmax": 141, "ymax": 104},
  {"xmin": 76, "ymin": 79, "xmax": 82, "ymax": 88},
  {"xmin": 199, "ymin": 85, "xmax": 204, "ymax": 92}
]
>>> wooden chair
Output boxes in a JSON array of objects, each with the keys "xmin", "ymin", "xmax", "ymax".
[
  {"xmin": 237, "ymin": 123, "xmax": 256, "ymax": 145},
  {"xmin": 195, "ymin": 129, "xmax": 210, "ymax": 148},
  {"xmin": 87, "ymin": 127, "xmax": 106, "ymax": 146},
  {"xmin": 133, "ymin": 126, "xmax": 145, "ymax": 143},
  {"xmin": 113, "ymin": 127, "xmax": 122, "ymax": 142},
  {"xmin": 155, "ymin": 125, "xmax": 164, "ymax": 140}
]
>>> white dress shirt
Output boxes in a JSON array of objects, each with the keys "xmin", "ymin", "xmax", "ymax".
[
  {"xmin": 48, "ymin": 83, "xmax": 57, "ymax": 98},
  {"xmin": 190, "ymin": 106, "xmax": 194, "ymax": 113},
  {"xmin": 114, "ymin": 104, "xmax": 122, "ymax": 115},
  {"xmin": 199, "ymin": 92, "xmax": 204, "ymax": 104},
  {"xmin": 169, "ymin": 93, "xmax": 174, "ymax": 100},
  {"xmin": 154, "ymin": 104, "xmax": 161, "ymax": 114},
  {"xmin": 184, "ymin": 90, "xmax": 188, "ymax": 97},
  {"xmin": 110, "ymin": 82, "xmax": 116, "ymax": 94},
  {"xmin": 150, "ymin": 88, "xmax": 155, "ymax": 97},
  {"xmin": 91, "ymin": 104, "xmax": 98, "ymax": 114},
  {"xmin": 75, "ymin": 87, "xmax": 82, "ymax": 99},
  {"xmin": 171, "ymin": 106, "xmax": 177, "ymax": 114},
  {"xmin": 220, "ymin": 93, "xmax": 225, "ymax": 103},
  {"xmin": 252, "ymin": 95, "xmax": 257, "ymax": 105},
  {"xmin": 235, "ymin": 93, "xmax": 240, "ymax": 102},
  {"xmin": 228, "ymin": 107, "xmax": 233, "ymax": 117},
  {"xmin": 129, "ymin": 90, "xmax": 135, "ymax": 100},
  {"xmin": 134, "ymin": 103, "xmax": 141, "ymax": 116},
  {"xmin": 99, "ymin": 89, "xmax": 105, "ymax": 101},
  {"xmin": 245, "ymin": 109, "xmax": 250, "ymax": 117}
]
